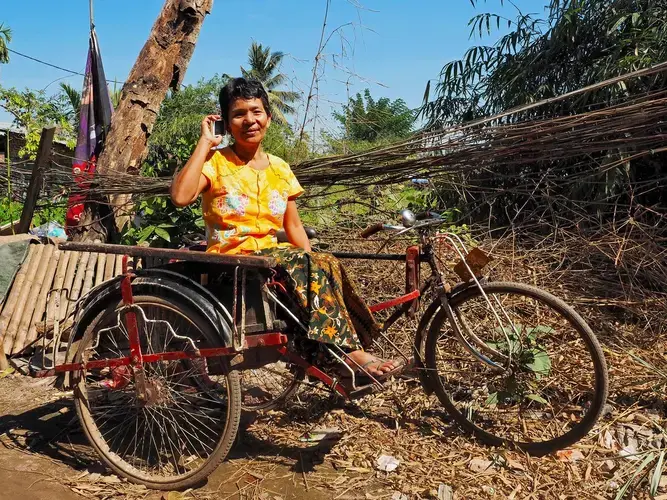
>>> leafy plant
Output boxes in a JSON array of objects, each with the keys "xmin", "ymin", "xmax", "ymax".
[
  {"xmin": 326, "ymin": 89, "xmax": 415, "ymax": 154},
  {"xmin": 32, "ymin": 203, "xmax": 67, "ymax": 227},
  {"xmin": 121, "ymin": 197, "xmax": 204, "ymax": 247},
  {"xmin": 0, "ymin": 196, "xmax": 22, "ymax": 225},
  {"xmin": 0, "ymin": 85, "xmax": 76, "ymax": 158},
  {"xmin": 485, "ymin": 325, "xmax": 554, "ymax": 406}
]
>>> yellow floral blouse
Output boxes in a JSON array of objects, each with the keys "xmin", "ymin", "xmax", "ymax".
[{"xmin": 201, "ymin": 147, "xmax": 304, "ymax": 254}]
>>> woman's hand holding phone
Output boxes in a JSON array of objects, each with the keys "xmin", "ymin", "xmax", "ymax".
[{"xmin": 200, "ymin": 114, "xmax": 224, "ymax": 147}]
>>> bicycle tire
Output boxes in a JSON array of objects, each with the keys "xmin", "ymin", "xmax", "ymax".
[
  {"xmin": 425, "ymin": 281, "xmax": 608, "ymax": 455},
  {"xmin": 73, "ymin": 295, "xmax": 242, "ymax": 490}
]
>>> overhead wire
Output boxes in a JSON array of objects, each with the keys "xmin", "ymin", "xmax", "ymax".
[{"xmin": 7, "ymin": 48, "xmax": 123, "ymax": 86}]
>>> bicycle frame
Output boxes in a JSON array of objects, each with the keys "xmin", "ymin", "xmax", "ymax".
[{"xmin": 29, "ymin": 225, "xmax": 506, "ymax": 402}]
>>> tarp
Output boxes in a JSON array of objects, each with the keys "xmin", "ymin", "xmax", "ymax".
[
  {"xmin": 0, "ymin": 236, "xmax": 33, "ymax": 305},
  {"xmin": 65, "ymin": 28, "xmax": 114, "ymax": 232}
]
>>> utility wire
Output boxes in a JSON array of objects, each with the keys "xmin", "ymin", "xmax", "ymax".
[{"xmin": 7, "ymin": 48, "xmax": 122, "ymax": 85}]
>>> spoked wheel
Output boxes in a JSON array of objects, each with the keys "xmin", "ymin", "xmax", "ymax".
[
  {"xmin": 425, "ymin": 282, "xmax": 608, "ymax": 455},
  {"xmin": 73, "ymin": 295, "xmax": 242, "ymax": 490},
  {"xmin": 240, "ymin": 361, "xmax": 305, "ymax": 411}
]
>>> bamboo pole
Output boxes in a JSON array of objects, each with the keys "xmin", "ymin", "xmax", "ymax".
[
  {"xmin": 13, "ymin": 244, "xmax": 54, "ymax": 353},
  {"xmin": 0, "ymin": 347, "xmax": 7, "ymax": 370},
  {"xmin": 49, "ymin": 249, "xmax": 71, "ymax": 330},
  {"xmin": 60, "ymin": 251, "xmax": 80, "ymax": 322},
  {"xmin": 67, "ymin": 251, "xmax": 91, "ymax": 319},
  {"xmin": 103, "ymin": 251, "xmax": 115, "ymax": 281},
  {"xmin": 81, "ymin": 250, "xmax": 98, "ymax": 298},
  {"xmin": 95, "ymin": 252, "xmax": 106, "ymax": 287},
  {"xmin": 4, "ymin": 244, "xmax": 44, "ymax": 354},
  {"xmin": 27, "ymin": 247, "xmax": 61, "ymax": 345},
  {"xmin": 115, "ymin": 254, "xmax": 124, "ymax": 276}
]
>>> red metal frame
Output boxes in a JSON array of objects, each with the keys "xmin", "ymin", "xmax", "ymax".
[
  {"xmin": 276, "ymin": 346, "xmax": 349, "ymax": 399},
  {"xmin": 405, "ymin": 245, "xmax": 420, "ymax": 318},
  {"xmin": 369, "ymin": 289, "xmax": 421, "ymax": 313},
  {"xmin": 34, "ymin": 333, "xmax": 289, "ymax": 378},
  {"xmin": 35, "ymin": 244, "xmax": 425, "ymax": 400}
]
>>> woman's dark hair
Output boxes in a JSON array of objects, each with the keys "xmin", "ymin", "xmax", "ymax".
[{"xmin": 219, "ymin": 77, "xmax": 272, "ymax": 123}]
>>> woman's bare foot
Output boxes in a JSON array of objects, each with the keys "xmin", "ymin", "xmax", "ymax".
[{"xmin": 346, "ymin": 350, "xmax": 402, "ymax": 377}]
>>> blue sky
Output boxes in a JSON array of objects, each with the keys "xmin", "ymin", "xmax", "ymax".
[{"xmin": 1, "ymin": 0, "xmax": 541, "ymax": 132}]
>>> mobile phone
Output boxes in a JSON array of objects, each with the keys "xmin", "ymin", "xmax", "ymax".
[{"xmin": 211, "ymin": 119, "xmax": 225, "ymax": 136}]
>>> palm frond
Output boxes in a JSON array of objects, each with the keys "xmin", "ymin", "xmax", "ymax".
[
  {"xmin": 268, "ymin": 104, "xmax": 289, "ymax": 125},
  {"xmin": 263, "ymin": 73, "xmax": 287, "ymax": 90},
  {"xmin": 270, "ymin": 89, "xmax": 300, "ymax": 104},
  {"xmin": 265, "ymin": 51, "xmax": 285, "ymax": 77},
  {"xmin": 268, "ymin": 93, "xmax": 296, "ymax": 116},
  {"xmin": 240, "ymin": 41, "xmax": 301, "ymax": 122},
  {"xmin": 0, "ymin": 23, "xmax": 12, "ymax": 64},
  {"xmin": 59, "ymin": 82, "xmax": 82, "ymax": 118}
]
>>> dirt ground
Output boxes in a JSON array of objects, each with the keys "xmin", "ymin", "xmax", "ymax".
[
  {"xmin": 1, "ymin": 343, "xmax": 666, "ymax": 500},
  {"xmin": 0, "ymin": 373, "xmax": 364, "ymax": 500}
]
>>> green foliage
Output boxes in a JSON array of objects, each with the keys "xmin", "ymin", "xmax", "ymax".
[
  {"xmin": 422, "ymin": 0, "xmax": 667, "ymax": 126},
  {"xmin": 418, "ymin": 1, "xmax": 667, "ymax": 228},
  {"xmin": 122, "ymin": 197, "xmax": 204, "ymax": 246},
  {"xmin": 485, "ymin": 325, "xmax": 553, "ymax": 407},
  {"xmin": 0, "ymin": 85, "xmax": 75, "ymax": 159},
  {"xmin": 263, "ymin": 122, "xmax": 310, "ymax": 165},
  {"xmin": 0, "ymin": 197, "xmax": 66, "ymax": 228},
  {"xmin": 0, "ymin": 23, "xmax": 11, "ymax": 64},
  {"xmin": 237, "ymin": 41, "xmax": 300, "ymax": 125},
  {"xmin": 150, "ymin": 76, "xmax": 226, "ymax": 153},
  {"xmin": 299, "ymin": 184, "xmax": 439, "ymax": 228},
  {"xmin": 59, "ymin": 82, "xmax": 82, "ymax": 125},
  {"xmin": 328, "ymin": 89, "xmax": 414, "ymax": 153},
  {"xmin": 337, "ymin": 89, "xmax": 415, "ymax": 141},
  {"xmin": 0, "ymin": 197, "xmax": 21, "ymax": 226}
]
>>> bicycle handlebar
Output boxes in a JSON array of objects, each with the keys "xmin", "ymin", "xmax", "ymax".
[
  {"xmin": 361, "ymin": 211, "xmax": 444, "ymax": 238},
  {"xmin": 360, "ymin": 222, "xmax": 385, "ymax": 238}
]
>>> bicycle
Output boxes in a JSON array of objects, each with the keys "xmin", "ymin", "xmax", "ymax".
[{"xmin": 34, "ymin": 209, "xmax": 607, "ymax": 490}]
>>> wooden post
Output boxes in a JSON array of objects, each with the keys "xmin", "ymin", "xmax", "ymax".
[{"xmin": 17, "ymin": 126, "xmax": 56, "ymax": 234}]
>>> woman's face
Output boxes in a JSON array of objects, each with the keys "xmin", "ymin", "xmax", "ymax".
[{"xmin": 227, "ymin": 97, "xmax": 271, "ymax": 147}]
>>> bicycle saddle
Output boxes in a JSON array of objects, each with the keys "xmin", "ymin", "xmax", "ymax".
[{"xmin": 276, "ymin": 227, "xmax": 317, "ymax": 243}]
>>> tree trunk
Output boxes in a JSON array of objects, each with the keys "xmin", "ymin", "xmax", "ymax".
[{"xmin": 72, "ymin": 0, "xmax": 214, "ymax": 242}]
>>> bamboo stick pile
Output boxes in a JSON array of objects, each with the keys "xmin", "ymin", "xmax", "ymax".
[{"xmin": 0, "ymin": 241, "xmax": 129, "ymax": 357}]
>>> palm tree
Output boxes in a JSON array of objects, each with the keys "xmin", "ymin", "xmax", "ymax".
[
  {"xmin": 0, "ymin": 24, "xmax": 12, "ymax": 64},
  {"xmin": 239, "ymin": 41, "xmax": 300, "ymax": 125},
  {"xmin": 60, "ymin": 82, "xmax": 82, "ymax": 122}
]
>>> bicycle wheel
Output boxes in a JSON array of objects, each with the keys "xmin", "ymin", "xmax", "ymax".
[
  {"xmin": 73, "ymin": 295, "xmax": 242, "ymax": 490},
  {"xmin": 425, "ymin": 281, "xmax": 608, "ymax": 455},
  {"xmin": 241, "ymin": 361, "xmax": 305, "ymax": 411}
]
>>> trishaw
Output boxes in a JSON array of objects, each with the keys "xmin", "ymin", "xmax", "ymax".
[{"xmin": 23, "ymin": 210, "xmax": 608, "ymax": 490}]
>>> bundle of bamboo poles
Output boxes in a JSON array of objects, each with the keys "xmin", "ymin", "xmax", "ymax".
[
  {"xmin": 2, "ymin": 65, "xmax": 666, "ymax": 202},
  {"xmin": 0, "ymin": 240, "xmax": 129, "ymax": 357}
]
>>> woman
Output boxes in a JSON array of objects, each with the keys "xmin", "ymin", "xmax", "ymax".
[{"xmin": 170, "ymin": 77, "xmax": 405, "ymax": 378}]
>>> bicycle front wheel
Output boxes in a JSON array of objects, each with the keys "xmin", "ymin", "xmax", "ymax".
[
  {"xmin": 73, "ymin": 295, "xmax": 242, "ymax": 490},
  {"xmin": 425, "ymin": 281, "xmax": 608, "ymax": 455}
]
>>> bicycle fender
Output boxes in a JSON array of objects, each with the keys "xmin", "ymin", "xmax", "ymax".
[{"xmin": 57, "ymin": 271, "xmax": 234, "ymax": 389}]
